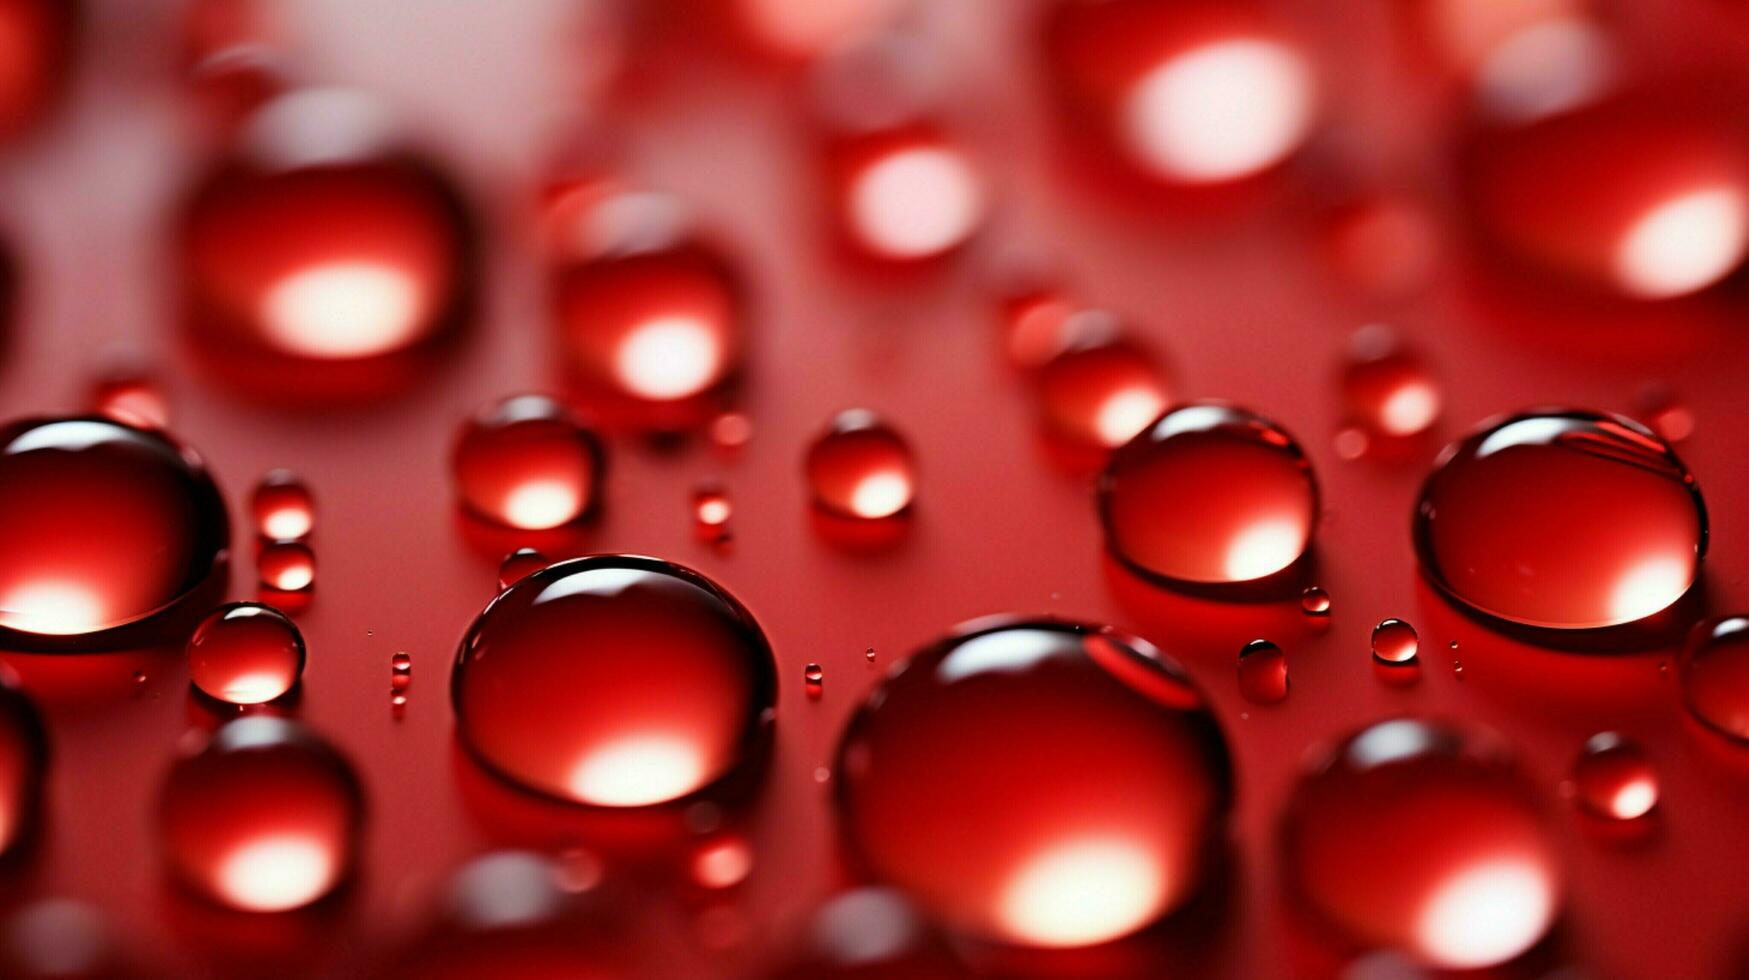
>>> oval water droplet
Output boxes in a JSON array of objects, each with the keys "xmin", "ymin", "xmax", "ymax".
[
  {"xmin": 452, "ymin": 395, "xmax": 605, "ymax": 531},
  {"xmin": 835, "ymin": 618, "xmax": 1232, "ymax": 948},
  {"xmin": 1371, "ymin": 618, "xmax": 1419, "ymax": 665},
  {"xmin": 497, "ymin": 548, "xmax": 548, "ymax": 590},
  {"xmin": 1413, "ymin": 410, "xmax": 1705, "ymax": 630},
  {"xmin": 805, "ymin": 410, "xmax": 916, "ymax": 520},
  {"xmin": 187, "ymin": 602, "xmax": 305, "ymax": 705},
  {"xmin": 453, "ymin": 556, "xmax": 777, "ymax": 807}
]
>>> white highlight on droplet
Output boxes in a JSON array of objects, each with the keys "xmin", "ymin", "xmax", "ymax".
[
  {"xmin": 848, "ymin": 147, "xmax": 986, "ymax": 260},
  {"xmin": 1122, "ymin": 39, "xmax": 1315, "ymax": 184},
  {"xmin": 1615, "ymin": 188, "xmax": 1749, "ymax": 299},
  {"xmin": 263, "ymin": 261, "xmax": 423, "ymax": 359},
  {"xmin": 997, "ymin": 837, "xmax": 1167, "ymax": 948}
]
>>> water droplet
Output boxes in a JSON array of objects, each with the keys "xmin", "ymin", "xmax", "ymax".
[
  {"xmin": 497, "ymin": 548, "xmax": 548, "ymax": 590},
  {"xmin": 1237, "ymin": 639, "xmax": 1288, "ymax": 703},
  {"xmin": 835, "ymin": 618, "xmax": 1233, "ymax": 948},
  {"xmin": 692, "ymin": 836, "xmax": 753, "ymax": 890},
  {"xmin": 1572, "ymin": 732, "xmax": 1657, "ymax": 821},
  {"xmin": 1371, "ymin": 618, "xmax": 1419, "ymax": 665},
  {"xmin": 1043, "ymin": 2, "xmax": 1317, "ymax": 185},
  {"xmin": 1099, "ymin": 403, "xmax": 1317, "ymax": 587},
  {"xmin": 257, "ymin": 539, "xmax": 315, "ymax": 593},
  {"xmin": 452, "ymin": 395, "xmax": 605, "ymax": 531},
  {"xmin": 1679, "ymin": 616, "xmax": 1749, "ymax": 742},
  {"xmin": 177, "ymin": 88, "xmax": 476, "ymax": 397},
  {"xmin": 1453, "ymin": 660, "xmax": 1465, "ymax": 679},
  {"xmin": 549, "ymin": 187, "xmax": 745, "ymax": 430},
  {"xmin": 1036, "ymin": 315, "xmax": 1169, "ymax": 450},
  {"xmin": 1281, "ymin": 718, "xmax": 1562, "ymax": 969},
  {"xmin": 1320, "ymin": 194, "xmax": 1441, "ymax": 301},
  {"xmin": 1342, "ymin": 325, "xmax": 1441, "ymax": 440},
  {"xmin": 0, "ymin": 417, "xmax": 229, "ymax": 645},
  {"xmin": 250, "ymin": 469, "xmax": 314, "ymax": 540},
  {"xmin": 834, "ymin": 132, "xmax": 986, "ymax": 264},
  {"xmin": 158, "ymin": 717, "xmax": 363, "ymax": 912},
  {"xmin": 805, "ymin": 410, "xmax": 916, "ymax": 520},
  {"xmin": 804, "ymin": 662, "xmax": 824, "ymax": 698},
  {"xmin": 453, "ymin": 556, "xmax": 777, "ymax": 807},
  {"xmin": 391, "ymin": 651, "xmax": 412, "ymax": 675},
  {"xmin": 1300, "ymin": 586, "xmax": 1331, "ymax": 616},
  {"xmin": 693, "ymin": 483, "xmax": 732, "ymax": 541},
  {"xmin": 813, "ymin": 765, "xmax": 831, "ymax": 784},
  {"xmin": 0, "ymin": 674, "xmax": 47, "ymax": 858},
  {"xmin": 864, "ymin": 647, "xmax": 876, "ymax": 663},
  {"xmin": 90, "ymin": 365, "xmax": 170, "ymax": 430},
  {"xmin": 187, "ymin": 602, "xmax": 304, "ymax": 705},
  {"xmin": 1414, "ymin": 410, "xmax": 1704, "ymax": 629}
]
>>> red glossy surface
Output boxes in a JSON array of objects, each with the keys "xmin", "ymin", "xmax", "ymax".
[
  {"xmin": 1680, "ymin": 615, "xmax": 1749, "ymax": 742},
  {"xmin": 0, "ymin": 2, "xmax": 1748, "ymax": 977}
]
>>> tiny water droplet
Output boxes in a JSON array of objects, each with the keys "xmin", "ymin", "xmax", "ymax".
[
  {"xmin": 497, "ymin": 547, "xmax": 548, "ymax": 590},
  {"xmin": 1572, "ymin": 732, "xmax": 1658, "ymax": 821},
  {"xmin": 90, "ymin": 366, "xmax": 171, "ymax": 430},
  {"xmin": 1300, "ymin": 586, "xmax": 1331, "ymax": 616},
  {"xmin": 1237, "ymin": 639, "xmax": 1288, "ymax": 704},
  {"xmin": 804, "ymin": 662, "xmax": 825, "ymax": 699},
  {"xmin": 1452, "ymin": 660, "xmax": 1465, "ymax": 679},
  {"xmin": 1370, "ymin": 618, "xmax": 1418, "ymax": 665},
  {"xmin": 391, "ymin": 651, "xmax": 412, "ymax": 674},
  {"xmin": 864, "ymin": 647, "xmax": 876, "ymax": 662},
  {"xmin": 693, "ymin": 483, "xmax": 732, "ymax": 542}
]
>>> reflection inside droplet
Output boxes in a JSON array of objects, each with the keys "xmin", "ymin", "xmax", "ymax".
[
  {"xmin": 1614, "ymin": 187, "xmax": 1749, "ymax": 299},
  {"xmin": 614, "ymin": 315, "xmax": 721, "ymax": 401},
  {"xmin": 1413, "ymin": 858, "xmax": 1555, "ymax": 970},
  {"xmin": 567, "ymin": 734, "xmax": 707, "ymax": 808},
  {"xmin": 0, "ymin": 582, "xmax": 105, "ymax": 636},
  {"xmin": 262, "ymin": 260, "xmax": 422, "ymax": 359},
  {"xmin": 997, "ymin": 836, "xmax": 1167, "ymax": 948},
  {"xmin": 217, "ymin": 834, "xmax": 337, "ymax": 912}
]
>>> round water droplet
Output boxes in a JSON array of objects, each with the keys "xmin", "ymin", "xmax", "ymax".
[
  {"xmin": 0, "ymin": 417, "xmax": 229, "ymax": 645},
  {"xmin": 177, "ymin": 88, "xmax": 476, "ymax": 396},
  {"xmin": 497, "ymin": 548, "xmax": 548, "ymax": 590},
  {"xmin": 187, "ymin": 602, "xmax": 305, "ymax": 705},
  {"xmin": 452, "ymin": 395, "xmax": 605, "ymax": 531},
  {"xmin": 692, "ymin": 835, "xmax": 754, "ymax": 890},
  {"xmin": 1679, "ymin": 616, "xmax": 1749, "ymax": 742},
  {"xmin": 0, "ymin": 0, "xmax": 75, "ymax": 143},
  {"xmin": 250, "ymin": 469, "xmax": 314, "ymax": 540},
  {"xmin": 158, "ymin": 717, "xmax": 363, "ymax": 912},
  {"xmin": 1371, "ymin": 618, "xmax": 1419, "ymax": 665},
  {"xmin": 1571, "ymin": 732, "xmax": 1657, "ymax": 821},
  {"xmin": 1043, "ymin": 0, "xmax": 1318, "ymax": 185},
  {"xmin": 1035, "ymin": 315, "xmax": 1169, "ymax": 450},
  {"xmin": 550, "ymin": 188, "xmax": 745, "ymax": 430},
  {"xmin": 0, "ymin": 673, "xmax": 47, "ymax": 858},
  {"xmin": 835, "ymin": 618, "xmax": 1232, "ymax": 948},
  {"xmin": 89, "ymin": 366, "xmax": 170, "ymax": 431},
  {"xmin": 693, "ymin": 483, "xmax": 733, "ymax": 543},
  {"xmin": 391, "ymin": 651, "xmax": 412, "ymax": 675},
  {"xmin": 1342, "ymin": 326, "xmax": 1441, "ymax": 440},
  {"xmin": 1281, "ymin": 718, "xmax": 1562, "ymax": 969},
  {"xmin": 453, "ymin": 555, "xmax": 777, "ymax": 807},
  {"xmin": 1300, "ymin": 586, "xmax": 1331, "ymax": 616},
  {"xmin": 805, "ymin": 410, "xmax": 916, "ymax": 520},
  {"xmin": 1237, "ymin": 639, "xmax": 1288, "ymax": 704},
  {"xmin": 1413, "ymin": 410, "xmax": 1705, "ymax": 630},
  {"xmin": 257, "ymin": 539, "xmax": 314, "ymax": 593},
  {"xmin": 1099, "ymin": 403, "xmax": 1317, "ymax": 587},
  {"xmin": 710, "ymin": 412, "xmax": 753, "ymax": 451}
]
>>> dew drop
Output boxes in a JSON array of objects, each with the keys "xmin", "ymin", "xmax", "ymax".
[
  {"xmin": 835, "ymin": 618, "xmax": 1232, "ymax": 948},
  {"xmin": 158, "ymin": 717, "xmax": 363, "ymax": 912},
  {"xmin": 1371, "ymin": 618, "xmax": 1419, "ymax": 665},
  {"xmin": 257, "ymin": 539, "xmax": 314, "ymax": 593},
  {"xmin": 864, "ymin": 647, "xmax": 876, "ymax": 663},
  {"xmin": 1341, "ymin": 325, "xmax": 1441, "ymax": 440},
  {"xmin": 453, "ymin": 556, "xmax": 777, "ymax": 807},
  {"xmin": 187, "ymin": 602, "xmax": 304, "ymax": 705},
  {"xmin": 497, "ymin": 548, "xmax": 548, "ymax": 591},
  {"xmin": 250, "ymin": 469, "xmax": 314, "ymax": 540},
  {"xmin": 0, "ymin": 417, "xmax": 229, "ymax": 646},
  {"xmin": 1281, "ymin": 718, "xmax": 1562, "ymax": 969},
  {"xmin": 1300, "ymin": 586, "xmax": 1331, "ymax": 617},
  {"xmin": 0, "ymin": 673, "xmax": 47, "ymax": 858},
  {"xmin": 1413, "ymin": 410, "xmax": 1704, "ymax": 630},
  {"xmin": 805, "ymin": 410, "xmax": 916, "ymax": 520},
  {"xmin": 177, "ymin": 88, "xmax": 476, "ymax": 396},
  {"xmin": 1099, "ymin": 402, "xmax": 1317, "ymax": 587},
  {"xmin": 1237, "ymin": 639, "xmax": 1288, "ymax": 704},
  {"xmin": 1035, "ymin": 315, "xmax": 1169, "ymax": 450},
  {"xmin": 1571, "ymin": 732, "xmax": 1658, "ymax": 821},
  {"xmin": 452, "ymin": 395, "xmax": 605, "ymax": 531},
  {"xmin": 1679, "ymin": 616, "xmax": 1749, "ymax": 742}
]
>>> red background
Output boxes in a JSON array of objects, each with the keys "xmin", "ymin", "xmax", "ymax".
[{"xmin": 2, "ymin": 0, "xmax": 1749, "ymax": 976}]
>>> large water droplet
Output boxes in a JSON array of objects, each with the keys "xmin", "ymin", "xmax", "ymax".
[
  {"xmin": 453, "ymin": 556, "xmax": 777, "ymax": 807},
  {"xmin": 835, "ymin": 618, "xmax": 1232, "ymax": 948},
  {"xmin": 158, "ymin": 717, "xmax": 364, "ymax": 912},
  {"xmin": 805, "ymin": 410, "xmax": 916, "ymax": 520},
  {"xmin": 1679, "ymin": 616, "xmax": 1749, "ymax": 742},
  {"xmin": 1281, "ymin": 718, "xmax": 1562, "ymax": 969},
  {"xmin": 0, "ymin": 417, "xmax": 229, "ymax": 646},
  {"xmin": 187, "ymin": 602, "xmax": 305, "ymax": 705},
  {"xmin": 1413, "ymin": 409, "xmax": 1705, "ymax": 630},
  {"xmin": 1099, "ymin": 403, "xmax": 1317, "ymax": 588},
  {"xmin": 451, "ymin": 395, "xmax": 605, "ymax": 531}
]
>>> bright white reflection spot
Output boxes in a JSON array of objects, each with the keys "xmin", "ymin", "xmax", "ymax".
[
  {"xmin": 1476, "ymin": 18, "xmax": 1613, "ymax": 121},
  {"xmin": 262, "ymin": 262, "xmax": 422, "ymax": 359},
  {"xmin": 220, "ymin": 672, "xmax": 290, "ymax": 705},
  {"xmin": 997, "ymin": 837, "xmax": 1166, "ymax": 948},
  {"xmin": 1608, "ymin": 557, "xmax": 1689, "ymax": 623},
  {"xmin": 1123, "ymin": 39, "xmax": 1315, "ymax": 184},
  {"xmin": 849, "ymin": 147, "xmax": 985, "ymax": 260},
  {"xmin": 269, "ymin": 562, "xmax": 314, "ymax": 592},
  {"xmin": 615, "ymin": 316, "xmax": 720, "ymax": 400},
  {"xmin": 567, "ymin": 735, "xmax": 705, "ymax": 807},
  {"xmin": 1224, "ymin": 518, "xmax": 1303, "ymax": 581},
  {"xmin": 503, "ymin": 481, "xmax": 582, "ymax": 531},
  {"xmin": 1096, "ymin": 387, "xmax": 1167, "ymax": 447},
  {"xmin": 218, "ymin": 835, "xmax": 335, "ymax": 912},
  {"xmin": 1615, "ymin": 188, "xmax": 1749, "ymax": 299},
  {"xmin": 0, "ymin": 583, "xmax": 106, "ymax": 635},
  {"xmin": 850, "ymin": 472, "xmax": 911, "ymax": 519},
  {"xmin": 261, "ymin": 507, "xmax": 312, "ymax": 540},
  {"xmin": 1380, "ymin": 382, "xmax": 1441, "ymax": 436},
  {"xmin": 1415, "ymin": 859, "xmax": 1554, "ymax": 968},
  {"xmin": 1611, "ymin": 778, "xmax": 1658, "ymax": 820}
]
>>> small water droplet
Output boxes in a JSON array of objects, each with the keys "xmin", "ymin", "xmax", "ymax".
[
  {"xmin": 251, "ymin": 469, "xmax": 314, "ymax": 540},
  {"xmin": 813, "ymin": 766, "xmax": 831, "ymax": 784},
  {"xmin": 864, "ymin": 647, "xmax": 876, "ymax": 663},
  {"xmin": 452, "ymin": 395, "xmax": 605, "ymax": 531},
  {"xmin": 1452, "ymin": 660, "xmax": 1465, "ymax": 679},
  {"xmin": 90, "ymin": 366, "xmax": 171, "ymax": 430},
  {"xmin": 1300, "ymin": 586, "xmax": 1331, "ymax": 616},
  {"xmin": 1237, "ymin": 639, "xmax": 1288, "ymax": 704},
  {"xmin": 1341, "ymin": 325, "xmax": 1441, "ymax": 441},
  {"xmin": 258, "ymin": 539, "xmax": 315, "ymax": 593},
  {"xmin": 693, "ymin": 483, "xmax": 732, "ymax": 542},
  {"xmin": 804, "ymin": 662, "xmax": 825, "ymax": 699},
  {"xmin": 187, "ymin": 602, "xmax": 305, "ymax": 705},
  {"xmin": 805, "ymin": 410, "xmax": 916, "ymax": 520},
  {"xmin": 498, "ymin": 547, "xmax": 548, "ymax": 590},
  {"xmin": 392, "ymin": 651, "xmax": 412, "ymax": 674},
  {"xmin": 710, "ymin": 412, "xmax": 753, "ymax": 451},
  {"xmin": 1370, "ymin": 618, "xmax": 1419, "ymax": 665},
  {"xmin": 1572, "ymin": 732, "xmax": 1658, "ymax": 821}
]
